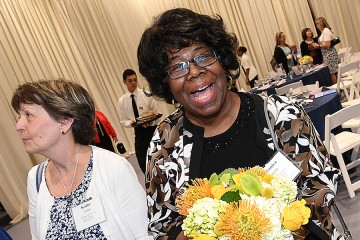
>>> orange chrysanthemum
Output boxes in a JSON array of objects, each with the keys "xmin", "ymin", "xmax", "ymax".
[
  {"xmin": 248, "ymin": 166, "xmax": 267, "ymax": 177},
  {"xmin": 176, "ymin": 178, "xmax": 212, "ymax": 216},
  {"xmin": 238, "ymin": 166, "xmax": 267, "ymax": 178},
  {"xmin": 216, "ymin": 200, "xmax": 272, "ymax": 240}
]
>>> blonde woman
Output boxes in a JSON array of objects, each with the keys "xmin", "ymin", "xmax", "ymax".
[
  {"xmin": 274, "ymin": 32, "xmax": 298, "ymax": 74},
  {"xmin": 313, "ymin": 17, "xmax": 339, "ymax": 84}
]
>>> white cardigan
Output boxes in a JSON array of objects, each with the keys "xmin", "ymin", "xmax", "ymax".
[{"xmin": 27, "ymin": 146, "xmax": 152, "ymax": 240}]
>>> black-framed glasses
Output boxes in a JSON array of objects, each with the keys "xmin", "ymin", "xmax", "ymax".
[{"xmin": 166, "ymin": 50, "xmax": 218, "ymax": 79}]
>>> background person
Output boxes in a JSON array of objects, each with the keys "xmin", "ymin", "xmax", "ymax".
[
  {"xmin": 274, "ymin": 31, "xmax": 298, "ymax": 74},
  {"xmin": 300, "ymin": 28, "xmax": 323, "ymax": 65},
  {"xmin": 313, "ymin": 17, "xmax": 339, "ymax": 85},
  {"xmin": 118, "ymin": 69, "xmax": 160, "ymax": 174},
  {"xmin": 93, "ymin": 110, "xmax": 125, "ymax": 153},
  {"xmin": 138, "ymin": 8, "xmax": 342, "ymax": 240},
  {"xmin": 237, "ymin": 46, "xmax": 258, "ymax": 88},
  {"xmin": 12, "ymin": 79, "xmax": 150, "ymax": 239}
]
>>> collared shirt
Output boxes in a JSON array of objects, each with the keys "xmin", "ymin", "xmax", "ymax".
[
  {"xmin": 117, "ymin": 88, "xmax": 160, "ymax": 128},
  {"xmin": 240, "ymin": 53, "xmax": 258, "ymax": 81}
]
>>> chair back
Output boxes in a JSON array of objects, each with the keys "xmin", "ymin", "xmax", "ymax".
[
  {"xmin": 325, "ymin": 104, "xmax": 360, "ymax": 140},
  {"xmin": 344, "ymin": 47, "xmax": 352, "ymax": 64},
  {"xmin": 324, "ymin": 102, "xmax": 360, "ymax": 198},
  {"xmin": 338, "ymin": 51, "xmax": 345, "ymax": 64},
  {"xmin": 275, "ymin": 80, "xmax": 303, "ymax": 96},
  {"xmin": 336, "ymin": 61, "xmax": 359, "ymax": 94},
  {"xmin": 349, "ymin": 70, "xmax": 360, "ymax": 100},
  {"xmin": 305, "ymin": 81, "xmax": 319, "ymax": 92}
]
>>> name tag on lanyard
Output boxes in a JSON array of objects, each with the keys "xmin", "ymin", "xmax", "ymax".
[
  {"xmin": 72, "ymin": 197, "xmax": 106, "ymax": 232},
  {"xmin": 264, "ymin": 150, "xmax": 302, "ymax": 181}
]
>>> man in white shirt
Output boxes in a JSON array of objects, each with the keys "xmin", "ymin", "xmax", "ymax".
[
  {"xmin": 118, "ymin": 69, "xmax": 160, "ymax": 173},
  {"xmin": 237, "ymin": 46, "xmax": 259, "ymax": 88}
]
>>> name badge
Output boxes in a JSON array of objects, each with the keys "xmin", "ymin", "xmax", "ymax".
[
  {"xmin": 72, "ymin": 197, "xmax": 106, "ymax": 232},
  {"xmin": 264, "ymin": 151, "xmax": 302, "ymax": 181}
]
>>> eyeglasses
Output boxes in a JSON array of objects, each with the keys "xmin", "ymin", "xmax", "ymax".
[{"xmin": 166, "ymin": 50, "xmax": 218, "ymax": 80}]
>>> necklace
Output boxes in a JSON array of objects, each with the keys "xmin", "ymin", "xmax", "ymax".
[{"xmin": 54, "ymin": 145, "xmax": 82, "ymax": 202}]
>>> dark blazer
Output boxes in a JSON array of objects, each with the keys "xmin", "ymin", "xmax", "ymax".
[{"xmin": 274, "ymin": 45, "xmax": 296, "ymax": 74}]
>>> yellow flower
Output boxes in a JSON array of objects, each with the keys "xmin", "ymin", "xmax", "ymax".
[
  {"xmin": 299, "ymin": 55, "xmax": 313, "ymax": 65},
  {"xmin": 232, "ymin": 173, "xmax": 243, "ymax": 186},
  {"xmin": 216, "ymin": 200, "xmax": 272, "ymax": 239},
  {"xmin": 247, "ymin": 166, "xmax": 267, "ymax": 177},
  {"xmin": 281, "ymin": 199, "xmax": 311, "ymax": 231},
  {"xmin": 188, "ymin": 233, "xmax": 217, "ymax": 240},
  {"xmin": 211, "ymin": 185, "xmax": 229, "ymax": 199},
  {"xmin": 262, "ymin": 174, "xmax": 274, "ymax": 184},
  {"xmin": 176, "ymin": 178, "xmax": 212, "ymax": 216},
  {"xmin": 261, "ymin": 188, "xmax": 274, "ymax": 198}
]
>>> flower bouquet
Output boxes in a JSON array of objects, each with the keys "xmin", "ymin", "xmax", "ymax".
[
  {"xmin": 176, "ymin": 166, "xmax": 311, "ymax": 240},
  {"xmin": 298, "ymin": 55, "xmax": 313, "ymax": 65}
]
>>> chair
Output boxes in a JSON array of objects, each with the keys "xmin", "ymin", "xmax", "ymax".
[
  {"xmin": 341, "ymin": 69, "xmax": 360, "ymax": 107},
  {"xmin": 291, "ymin": 81, "xmax": 319, "ymax": 96},
  {"xmin": 344, "ymin": 47, "xmax": 352, "ymax": 65},
  {"xmin": 275, "ymin": 80, "xmax": 303, "ymax": 96},
  {"xmin": 305, "ymin": 81, "xmax": 319, "ymax": 92},
  {"xmin": 329, "ymin": 61, "xmax": 359, "ymax": 101},
  {"xmin": 338, "ymin": 51, "xmax": 345, "ymax": 65},
  {"xmin": 324, "ymin": 103, "xmax": 360, "ymax": 198}
]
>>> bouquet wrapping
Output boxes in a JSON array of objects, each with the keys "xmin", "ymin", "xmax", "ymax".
[{"xmin": 176, "ymin": 166, "xmax": 311, "ymax": 240}]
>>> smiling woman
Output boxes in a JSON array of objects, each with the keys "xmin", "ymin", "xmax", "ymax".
[{"xmin": 138, "ymin": 8, "xmax": 342, "ymax": 240}]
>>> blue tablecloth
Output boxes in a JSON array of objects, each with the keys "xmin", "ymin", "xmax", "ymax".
[
  {"xmin": 304, "ymin": 92, "xmax": 342, "ymax": 140},
  {"xmin": 251, "ymin": 65, "xmax": 332, "ymax": 95}
]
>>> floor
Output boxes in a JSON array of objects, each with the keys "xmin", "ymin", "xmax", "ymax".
[{"xmin": 4, "ymin": 154, "xmax": 360, "ymax": 239}]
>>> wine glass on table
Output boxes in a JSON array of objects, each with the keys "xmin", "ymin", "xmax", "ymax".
[
  {"xmin": 301, "ymin": 86, "xmax": 310, "ymax": 99},
  {"xmin": 286, "ymin": 88, "xmax": 293, "ymax": 100}
]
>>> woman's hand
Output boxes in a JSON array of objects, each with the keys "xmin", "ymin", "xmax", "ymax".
[{"xmin": 312, "ymin": 42, "xmax": 320, "ymax": 49}]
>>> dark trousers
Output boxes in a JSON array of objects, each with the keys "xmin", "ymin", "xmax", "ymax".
[
  {"xmin": 249, "ymin": 75, "xmax": 258, "ymax": 88},
  {"xmin": 134, "ymin": 125, "xmax": 157, "ymax": 174}
]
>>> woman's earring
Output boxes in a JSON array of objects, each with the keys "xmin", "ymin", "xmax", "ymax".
[
  {"xmin": 60, "ymin": 125, "xmax": 65, "ymax": 135},
  {"xmin": 226, "ymin": 75, "xmax": 233, "ymax": 82}
]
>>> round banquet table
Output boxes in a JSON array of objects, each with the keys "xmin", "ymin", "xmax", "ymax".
[
  {"xmin": 303, "ymin": 92, "xmax": 342, "ymax": 140},
  {"xmin": 250, "ymin": 65, "xmax": 332, "ymax": 95}
]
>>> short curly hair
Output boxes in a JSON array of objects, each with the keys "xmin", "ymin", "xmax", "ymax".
[
  {"xmin": 11, "ymin": 79, "xmax": 96, "ymax": 145},
  {"xmin": 137, "ymin": 8, "xmax": 239, "ymax": 103}
]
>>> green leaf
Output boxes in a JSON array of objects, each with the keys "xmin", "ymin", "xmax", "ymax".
[
  {"xmin": 209, "ymin": 173, "xmax": 219, "ymax": 186},
  {"xmin": 220, "ymin": 190, "xmax": 241, "ymax": 203},
  {"xmin": 240, "ymin": 174, "xmax": 262, "ymax": 196},
  {"xmin": 219, "ymin": 168, "xmax": 238, "ymax": 178},
  {"xmin": 220, "ymin": 173, "xmax": 231, "ymax": 184}
]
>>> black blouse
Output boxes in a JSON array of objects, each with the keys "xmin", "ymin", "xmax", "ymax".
[
  {"xmin": 197, "ymin": 93, "xmax": 269, "ymax": 178},
  {"xmin": 300, "ymin": 38, "xmax": 323, "ymax": 65}
]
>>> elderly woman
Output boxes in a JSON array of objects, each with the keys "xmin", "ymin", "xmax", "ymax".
[
  {"xmin": 137, "ymin": 8, "xmax": 343, "ymax": 240},
  {"xmin": 12, "ymin": 79, "xmax": 151, "ymax": 239}
]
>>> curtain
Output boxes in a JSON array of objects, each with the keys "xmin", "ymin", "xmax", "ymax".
[
  {"xmin": 0, "ymin": 0, "xmax": 358, "ymax": 223},
  {"xmin": 308, "ymin": 0, "xmax": 360, "ymax": 53}
]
